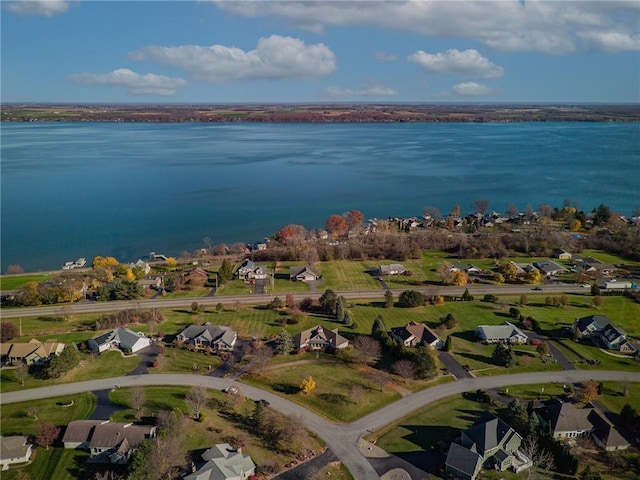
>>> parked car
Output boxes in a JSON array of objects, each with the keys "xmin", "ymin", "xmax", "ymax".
[{"xmin": 223, "ymin": 386, "xmax": 239, "ymax": 395}]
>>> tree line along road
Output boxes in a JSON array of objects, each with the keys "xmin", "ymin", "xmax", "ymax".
[
  {"xmin": 2, "ymin": 370, "xmax": 638, "ymax": 480},
  {"xmin": 0, "ymin": 284, "xmax": 587, "ymax": 319}
]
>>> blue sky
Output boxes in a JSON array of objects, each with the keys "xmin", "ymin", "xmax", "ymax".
[{"xmin": 2, "ymin": 0, "xmax": 639, "ymax": 103}]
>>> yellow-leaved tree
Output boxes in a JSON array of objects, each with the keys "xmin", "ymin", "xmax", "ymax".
[
  {"xmin": 299, "ymin": 376, "xmax": 316, "ymax": 395},
  {"xmin": 165, "ymin": 257, "xmax": 177, "ymax": 268}
]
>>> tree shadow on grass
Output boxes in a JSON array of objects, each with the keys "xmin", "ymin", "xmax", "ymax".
[
  {"xmin": 317, "ymin": 392, "xmax": 350, "ymax": 405},
  {"xmin": 456, "ymin": 352, "xmax": 496, "ymax": 366},
  {"xmin": 399, "ymin": 424, "xmax": 460, "ymax": 451},
  {"xmin": 272, "ymin": 383, "xmax": 300, "ymax": 395}
]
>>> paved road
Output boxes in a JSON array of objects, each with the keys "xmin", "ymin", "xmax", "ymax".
[
  {"xmin": 3, "ymin": 370, "xmax": 638, "ymax": 479},
  {"xmin": 0, "ymin": 284, "xmax": 587, "ymax": 319}
]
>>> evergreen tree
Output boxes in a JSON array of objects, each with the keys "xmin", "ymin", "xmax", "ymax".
[
  {"xmin": 319, "ymin": 289, "xmax": 338, "ymax": 315},
  {"xmin": 46, "ymin": 344, "xmax": 81, "ymax": 378},
  {"xmin": 444, "ymin": 335, "xmax": 453, "ymax": 352},
  {"xmin": 275, "ymin": 329, "xmax": 294, "ymax": 355},
  {"xmin": 411, "ymin": 346, "xmax": 437, "ymax": 379},
  {"xmin": 384, "ymin": 290, "xmax": 394, "ymax": 308},
  {"xmin": 218, "ymin": 259, "xmax": 233, "ymax": 283},
  {"xmin": 335, "ymin": 296, "xmax": 346, "ymax": 322},
  {"xmin": 492, "ymin": 342, "xmax": 515, "ymax": 368},
  {"xmin": 371, "ymin": 315, "xmax": 387, "ymax": 339},
  {"xmin": 343, "ymin": 311, "xmax": 353, "ymax": 327}
]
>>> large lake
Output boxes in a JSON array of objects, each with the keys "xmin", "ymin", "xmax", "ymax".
[{"xmin": 1, "ymin": 122, "xmax": 639, "ymax": 272}]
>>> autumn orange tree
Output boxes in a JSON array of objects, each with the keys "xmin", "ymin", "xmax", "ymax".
[
  {"xmin": 325, "ymin": 214, "xmax": 348, "ymax": 238},
  {"xmin": 345, "ymin": 209, "xmax": 364, "ymax": 230}
]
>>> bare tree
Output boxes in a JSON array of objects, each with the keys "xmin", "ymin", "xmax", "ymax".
[
  {"xmin": 130, "ymin": 386, "xmax": 146, "ymax": 420},
  {"xmin": 14, "ymin": 364, "xmax": 28, "ymax": 387},
  {"xmin": 473, "ymin": 198, "xmax": 490, "ymax": 215},
  {"xmin": 392, "ymin": 359, "xmax": 417, "ymax": 382},
  {"xmin": 26, "ymin": 406, "xmax": 38, "ymax": 420},
  {"xmin": 349, "ymin": 384, "xmax": 364, "ymax": 404},
  {"xmin": 246, "ymin": 345, "xmax": 273, "ymax": 375},
  {"xmin": 185, "ymin": 386, "xmax": 208, "ymax": 419},
  {"xmin": 368, "ymin": 370, "xmax": 390, "ymax": 392},
  {"xmin": 521, "ymin": 435, "xmax": 555, "ymax": 480},
  {"xmin": 352, "ymin": 336, "xmax": 382, "ymax": 367}
]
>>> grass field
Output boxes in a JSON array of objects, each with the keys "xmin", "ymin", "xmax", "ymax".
[
  {"xmin": 0, "ymin": 273, "xmax": 53, "ymax": 290},
  {"xmin": 151, "ymin": 346, "xmax": 223, "ymax": 374}
]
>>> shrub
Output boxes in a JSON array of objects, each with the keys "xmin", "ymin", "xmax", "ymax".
[{"xmin": 398, "ymin": 290, "xmax": 424, "ymax": 308}]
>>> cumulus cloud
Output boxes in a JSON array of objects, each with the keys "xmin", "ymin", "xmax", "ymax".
[
  {"xmin": 68, "ymin": 69, "xmax": 187, "ymax": 96},
  {"xmin": 210, "ymin": 0, "xmax": 640, "ymax": 54},
  {"xmin": 128, "ymin": 35, "xmax": 336, "ymax": 83},
  {"xmin": 325, "ymin": 83, "xmax": 397, "ymax": 98},
  {"xmin": 408, "ymin": 49, "xmax": 504, "ymax": 79},
  {"xmin": 4, "ymin": 0, "xmax": 72, "ymax": 16},
  {"xmin": 374, "ymin": 51, "xmax": 396, "ymax": 62},
  {"xmin": 578, "ymin": 31, "xmax": 640, "ymax": 52},
  {"xmin": 450, "ymin": 82, "xmax": 495, "ymax": 97}
]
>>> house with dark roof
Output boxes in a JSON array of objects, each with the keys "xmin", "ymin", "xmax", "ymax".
[
  {"xmin": 185, "ymin": 443, "xmax": 256, "ymax": 480},
  {"xmin": 571, "ymin": 315, "xmax": 637, "ymax": 354},
  {"xmin": 88, "ymin": 328, "xmax": 151, "ymax": 354},
  {"xmin": 63, "ymin": 420, "xmax": 156, "ymax": 464},
  {"xmin": 293, "ymin": 325, "xmax": 349, "ymax": 352},
  {"xmin": 475, "ymin": 322, "xmax": 528, "ymax": 344},
  {"xmin": 449, "ymin": 263, "xmax": 482, "ymax": 274},
  {"xmin": 0, "ymin": 436, "xmax": 32, "ymax": 470},
  {"xmin": 536, "ymin": 399, "xmax": 629, "ymax": 451},
  {"xmin": 445, "ymin": 412, "xmax": 531, "ymax": 480},
  {"xmin": 289, "ymin": 265, "xmax": 320, "ymax": 282},
  {"xmin": 552, "ymin": 249, "xmax": 572, "ymax": 260},
  {"xmin": 176, "ymin": 323, "xmax": 237, "ymax": 351},
  {"xmin": 390, "ymin": 321, "xmax": 444, "ymax": 350},
  {"xmin": 533, "ymin": 260, "xmax": 569, "ymax": 277}
]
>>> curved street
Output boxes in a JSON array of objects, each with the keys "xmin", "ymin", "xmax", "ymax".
[{"xmin": 2, "ymin": 370, "xmax": 639, "ymax": 479}]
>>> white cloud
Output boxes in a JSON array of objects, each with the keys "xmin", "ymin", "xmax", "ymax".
[
  {"xmin": 374, "ymin": 51, "xmax": 396, "ymax": 62},
  {"xmin": 68, "ymin": 69, "xmax": 187, "ymax": 96},
  {"xmin": 578, "ymin": 31, "xmax": 640, "ymax": 52},
  {"xmin": 211, "ymin": 0, "xmax": 640, "ymax": 54},
  {"xmin": 128, "ymin": 35, "xmax": 336, "ymax": 83},
  {"xmin": 408, "ymin": 49, "xmax": 504, "ymax": 79},
  {"xmin": 4, "ymin": 0, "xmax": 71, "ymax": 16},
  {"xmin": 325, "ymin": 83, "xmax": 397, "ymax": 99},
  {"xmin": 450, "ymin": 82, "xmax": 494, "ymax": 97}
]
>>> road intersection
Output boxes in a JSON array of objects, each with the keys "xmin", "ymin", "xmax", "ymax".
[{"xmin": 3, "ymin": 370, "xmax": 639, "ymax": 479}]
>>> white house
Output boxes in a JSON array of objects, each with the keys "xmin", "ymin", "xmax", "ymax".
[
  {"xmin": 185, "ymin": 443, "xmax": 256, "ymax": 480},
  {"xmin": 0, "ymin": 436, "xmax": 32, "ymax": 470},
  {"xmin": 377, "ymin": 264, "xmax": 406, "ymax": 276},
  {"xmin": 289, "ymin": 265, "xmax": 320, "ymax": 282},
  {"xmin": 88, "ymin": 328, "xmax": 151, "ymax": 354}
]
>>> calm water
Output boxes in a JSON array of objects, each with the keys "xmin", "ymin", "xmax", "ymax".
[{"xmin": 1, "ymin": 122, "xmax": 639, "ymax": 272}]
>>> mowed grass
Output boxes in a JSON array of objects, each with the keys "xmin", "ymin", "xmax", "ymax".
[
  {"xmin": 0, "ymin": 350, "xmax": 141, "ymax": 393},
  {"xmin": 151, "ymin": 346, "xmax": 223, "ymax": 374},
  {"xmin": 0, "ymin": 273, "xmax": 53, "ymax": 290},
  {"xmin": 241, "ymin": 362, "xmax": 404, "ymax": 422},
  {"xmin": 319, "ymin": 260, "xmax": 381, "ymax": 291}
]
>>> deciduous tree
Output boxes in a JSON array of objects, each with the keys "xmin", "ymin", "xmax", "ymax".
[
  {"xmin": 299, "ymin": 375, "xmax": 316, "ymax": 395},
  {"xmin": 185, "ymin": 386, "xmax": 207, "ymax": 419},
  {"xmin": 325, "ymin": 214, "xmax": 348, "ymax": 238},
  {"xmin": 36, "ymin": 422, "xmax": 60, "ymax": 450},
  {"xmin": 352, "ymin": 336, "xmax": 382, "ymax": 366},
  {"xmin": 130, "ymin": 386, "xmax": 146, "ymax": 420},
  {"xmin": 0, "ymin": 322, "xmax": 18, "ymax": 342},
  {"xmin": 579, "ymin": 380, "xmax": 599, "ymax": 404},
  {"xmin": 345, "ymin": 209, "xmax": 364, "ymax": 230},
  {"xmin": 392, "ymin": 359, "xmax": 416, "ymax": 382}
]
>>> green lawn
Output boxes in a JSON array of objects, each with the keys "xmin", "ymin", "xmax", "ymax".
[
  {"xmin": 152, "ymin": 346, "xmax": 223, "ymax": 374},
  {"xmin": 1, "ymin": 350, "xmax": 141, "ymax": 393},
  {"xmin": 241, "ymin": 361, "xmax": 407, "ymax": 422},
  {"xmin": 0, "ymin": 273, "xmax": 52, "ymax": 290},
  {"xmin": 317, "ymin": 260, "xmax": 381, "ymax": 291}
]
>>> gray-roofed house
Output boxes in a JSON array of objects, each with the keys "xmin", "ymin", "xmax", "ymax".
[
  {"xmin": 235, "ymin": 260, "xmax": 268, "ymax": 282},
  {"xmin": 571, "ymin": 315, "xmax": 636, "ymax": 353},
  {"xmin": 445, "ymin": 412, "xmax": 530, "ymax": 480},
  {"xmin": 377, "ymin": 264, "xmax": 406, "ymax": 276},
  {"xmin": 0, "ymin": 436, "xmax": 32, "ymax": 470},
  {"xmin": 552, "ymin": 249, "xmax": 572, "ymax": 260},
  {"xmin": 475, "ymin": 322, "xmax": 528, "ymax": 344},
  {"xmin": 289, "ymin": 265, "xmax": 320, "ymax": 282},
  {"xmin": 390, "ymin": 321, "xmax": 444, "ymax": 350},
  {"xmin": 63, "ymin": 420, "xmax": 156, "ymax": 464},
  {"xmin": 1, "ymin": 338, "xmax": 65, "ymax": 366},
  {"xmin": 88, "ymin": 328, "xmax": 151, "ymax": 354},
  {"xmin": 449, "ymin": 263, "xmax": 482, "ymax": 274},
  {"xmin": 185, "ymin": 443, "xmax": 256, "ymax": 480},
  {"xmin": 533, "ymin": 260, "xmax": 569, "ymax": 276},
  {"xmin": 293, "ymin": 325, "xmax": 349, "ymax": 352},
  {"xmin": 536, "ymin": 399, "xmax": 629, "ymax": 451},
  {"xmin": 176, "ymin": 323, "xmax": 237, "ymax": 352}
]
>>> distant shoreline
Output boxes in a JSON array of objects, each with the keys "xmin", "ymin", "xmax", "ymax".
[{"xmin": 2, "ymin": 103, "xmax": 640, "ymax": 123}]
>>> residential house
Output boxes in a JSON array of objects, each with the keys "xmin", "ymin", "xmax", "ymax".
[
  {"xmin": 137, "ymin": 275, "xmax": 163, "ymax": 291},
  {"xmin": 574, "ymin": 256, "xmax": 617, "ymax": 275},
  {"xmin": 533, "ymin": 260, "xmax": 568, "ymax": 277},
  {"xmin": 176, "ymin": 323, "xmax": 237, "ymax": 351},
  {"xmin": 390, "ymin": 321, "xmax": 444, "ymax": 350},
  {"xmin": 377, "ymin": 264, "xmax": 406, "ymax": 276},
  {"xmin": 183, "ymin": 267, "xmax": 211, "ymax": 286},
  {"xmin": 0, "ymin": 436, "xmax": 32, "ymax": 470},
  {"xmin": 0, "ymin": 338, "xmax": 65, "ymax": 366},
  {"xmin": 62, "ymin": 258, "xmax": 87, "ymax": 270},
  {"xmin": 63, "ymin": 420, "xmax": 156, "ymax": 464},
  {"xmin": 509, "ymin": 261, "xmax": 536, "ymax": 276},
  {"xmin": 88, "ymin": 328, "xmax": 151, "ymax": 354},
  {"xmin": 445, "ymin": 412, "xmax": 531, "ymax": 480},
  {"xmin": 475, "ymin": 322, "xmax": 529, "ymax": 344},
  {"xmin": 289, "ymin": 265, "xmax": 320, "ymax": 282},
  {"xmin": 185, "ymin": 443, "xmax": 256, "ymax": 480},
  {"xmin": 536, "ymin": 399, "xmax": 629, "ymax": 451},
  {"xmin": 235, "ymin": 260, "xmax": 268, "ymax": 282},
  {"xmin": 129, "ymin": 259, "xmax": 151, "ymax": 275},
  {"xmin": 571, "ymin": 315, "xmax": 637, "ymax": 354},
  {"xmin": 449, "ymin": 263, "xmax": 482, "ymax": 274},
  {"xmin": 293, "ymin": 325, "xmax": 349, "ymax": 351},
  {"xmin": 552, "ymin": 249, "xmax": 572, "ymax": 260}
]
